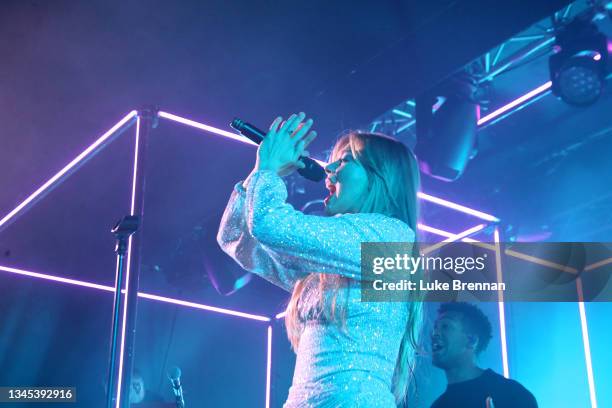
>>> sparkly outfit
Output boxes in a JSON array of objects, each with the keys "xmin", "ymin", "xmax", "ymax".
[{"xmin": 217, "ymin": 170, "xmax": 415, "ymax": 408}]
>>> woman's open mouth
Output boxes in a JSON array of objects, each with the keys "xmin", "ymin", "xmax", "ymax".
[{"xmin": 324, "ymin": 184, "xmax": 336, "ymax": 206}]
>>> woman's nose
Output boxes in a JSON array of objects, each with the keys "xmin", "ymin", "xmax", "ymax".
[
  {"xmin": 325, "ymin": 163, "xmax": 338, "ymax": 182},
  {"xmin": 325, "ymin": 160, "xmax": 338, "ymax": 174}
]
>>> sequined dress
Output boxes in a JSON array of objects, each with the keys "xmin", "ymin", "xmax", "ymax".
[{"xmin": 217, "ymin": 170, "xmax": 415, "ymax": 408}]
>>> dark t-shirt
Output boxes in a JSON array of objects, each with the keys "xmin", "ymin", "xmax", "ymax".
[{"xmin": 431, "ymin": 369, "xmax": 538, "ymax": 408}]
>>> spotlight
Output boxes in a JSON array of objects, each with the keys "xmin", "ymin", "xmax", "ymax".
[
  {"xmin": 415, "ymin": 73, "xmax": 479, "ymax": 182},
  {"xmin": 549, "ymin": 18, "xmax": 609, "ymax": 106}
]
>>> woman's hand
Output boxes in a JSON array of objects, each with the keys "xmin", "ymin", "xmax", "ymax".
[{"xmin": 254, "ymin": 112, "xmax": 317, "ymax": 177}]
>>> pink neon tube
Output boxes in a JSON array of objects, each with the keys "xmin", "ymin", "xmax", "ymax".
[
  {"xmin": 477, "ymin": 82, "xmax": 552, "ymax": 126},
  {"xmin": 266, "ymin": 325, "xmax": 273, "ymax": 408},
  {"xmin": 0, "ymin": 111, "xmax": 138, "ymax": 232},
  {"xmin": 158, "ymin": 112, "xmax": 499, "ymax": 222},
  {"xmin": 493, "ymin": 228, "xmax": 509, "ymax": 379},
  {"xmin": 0, "ymin": 264, "xmax": 270, "ymax": 322}
]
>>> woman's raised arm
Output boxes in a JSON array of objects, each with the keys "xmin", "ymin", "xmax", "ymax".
[
  {"xmin": 216, "ymin": 176, "xmax": 309, "ymax": 292},
  {"xmin": 245, "ymin": 170, "xmax": 414, "ymax": 280}
]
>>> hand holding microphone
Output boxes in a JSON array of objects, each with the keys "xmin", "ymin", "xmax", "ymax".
[{"xmin": 231, "ymin": 112, "xmax": 325, "ymax": 181}]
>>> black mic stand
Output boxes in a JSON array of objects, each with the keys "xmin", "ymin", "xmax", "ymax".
[
  {"xmin": 171, "ymin": 381, "xmax": 185, "ymax": 408},
  {"xmin": 106, "ymin": 215, "xmax": 139, "ymax": 408},
  {"xmin": 106, "ymin": 108, "xmax": 157, "ymax": 408}
]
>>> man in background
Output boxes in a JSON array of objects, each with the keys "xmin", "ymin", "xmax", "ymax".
[
  {"xmin": 430, "ymin": 302, "xmax": 537, "ymax": 408},
  {"xmin": 129, "ymin": 368, "xmax": 165, "ymax": 405}
]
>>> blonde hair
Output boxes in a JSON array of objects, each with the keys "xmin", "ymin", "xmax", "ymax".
[{"xmin": 285, "ymin": 132, "xmax": 424, "ymax": 405}]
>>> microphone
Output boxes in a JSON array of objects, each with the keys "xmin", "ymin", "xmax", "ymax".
[
  {"xmin": 230, "ymin": 118, "xmax": 326, "ymax": 182},
  {"xmin": 168, "ymin": 366, "xmax": 185, "ymax": 408}
]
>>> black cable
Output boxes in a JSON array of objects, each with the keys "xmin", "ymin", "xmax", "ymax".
[{"xmin": 157, "ymin": 288, "xmax": 182, "ymax": 393}]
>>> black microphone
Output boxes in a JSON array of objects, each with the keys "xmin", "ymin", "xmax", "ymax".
[
  {"xmin": 168, "ymin": 366, "xmax": 185, "ymax": 408},
  {"xmin": 230, "ymin": 118, "xmax": 326, "ymax": 182}
]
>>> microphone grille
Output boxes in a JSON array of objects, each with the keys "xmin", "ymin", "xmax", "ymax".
[
  {"xmin": 169, "ymin": 366, "xmax": 182, "ymax": 381},
  {"xmin": 230, "ymin": 118, "xmax": 244, "ymax": 130}
]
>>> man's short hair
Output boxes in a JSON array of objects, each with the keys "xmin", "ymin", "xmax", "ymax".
[{"xmin": 438, "ymin": 302, "xmax": 493, "ymax": 354}]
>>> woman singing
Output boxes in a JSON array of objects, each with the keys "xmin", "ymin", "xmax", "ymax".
[{"xmin": 217, "ymin": 112, "xmax": 423, "ymax": 407}]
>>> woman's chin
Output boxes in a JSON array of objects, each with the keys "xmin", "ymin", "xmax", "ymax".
[{"xmin": 324, "ymin": 200, "xmax": 337, "ymax": 215}]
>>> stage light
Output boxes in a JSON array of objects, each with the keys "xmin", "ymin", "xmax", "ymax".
[
  {"xmin": 549, "ymin": 18, "xmax": 609, "ymax": 106},
  {"xmin": 415, "ymin": 73, "xmax": 479, "ymax": 181},
  {"xmin": 555, "ymin": 57, "xmax": 604, "ymax": 105}
]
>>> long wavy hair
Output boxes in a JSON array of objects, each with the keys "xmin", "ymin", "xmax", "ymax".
[{"xmin": 285, "ymin": 131, "xmax": 424, "ymax": 405}]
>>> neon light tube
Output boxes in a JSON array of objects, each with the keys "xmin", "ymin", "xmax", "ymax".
[
  {"xmin": 442, "ymin": 224, "xmax": 487, "ymax": 243},
  {"xmin": 159, "ymin": 111, "xmax": 498, "ymax": 222},
  {"xmin": 417, "ymin": 223, "xmax": 479, "ymax": 243},
  {"xmin": 266, "ymin": 325, "xmax": 273, "ymax": 408},
  {"xmin": 0, "ymin": 264, "xmax": 115, "ymax": 292},
  {"xmin": 0, "ymin": 264, "xmax": 271, "ymax": 322},
  {"xmin": 585, "ymin": 257, "xmax": 612, "ymax": 272},
  {"xmin": 159, "ymin": 111, "xmax": 327, "ymax": 168},
  {"xmin": 578, "ymin": 301, "xmax": 598, "ymax": 408},
  {"xmin": 277, "ymin": 223, "xmax": 490, "ymax": 318},
  {"xmin": 115, "ymin": 115, "xmax": 145, "ymax": 408},
  {"xmin": 0, "ymin": 111, "xmax": 138, "ymax": 232},
  {"xmin": 158, "ymin": 111, "xmax": 258, "ymax": 145},
  {"xmin": 396, "ymin": 119, "xmax": 416, "ymax": 133},
  {"xmin": 493, "ymin": 228, "xmax": 509, "ymax": 379},
  {"xmin": 478, "ymin": 82, "xmax": 552, "ymax": 125},
  {"xmin": 392, "ymin": 109, "xmax": 412, "ymax": 118},
  {"xmin": 422, "ymin": 224, "xmax": 487, "ymax": 255},
  {"xmin": 417, "ymin": 192, "xmax": 500, "ymax": 222},
  {"xmin": 504, "ymin": 249, "xmax": 578, "ymax": 274},
  {"xmin": 137, "ymin": 292, "xmax": 270, "ymax": 322}
]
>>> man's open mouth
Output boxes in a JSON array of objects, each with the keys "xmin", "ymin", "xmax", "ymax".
[{"xmin": 432, "ymin": 340, "xmax": 445, "ymax": 354}]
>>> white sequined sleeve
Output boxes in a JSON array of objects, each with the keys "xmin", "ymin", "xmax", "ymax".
[
  {"xmin": 242, "ymin": 170, "xmax": 415, "ymax": 281},
  {"xmin": 216, "ymin": 175, "xmax": 305, "ymax": 292}
]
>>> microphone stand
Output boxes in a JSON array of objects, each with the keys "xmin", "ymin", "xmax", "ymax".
[
  {"xmin": 168, "ymin": 367, "xmax": 185, "ymax": 408},
  {"xmin": 106, "ymin": 108, "xmax": 156, "ymax": 408},
  {"xmin": 106, "ymin": 215, "xmax": 139, "ymax": 408},
  {"xmin": 171, "ymin": 383, "xmax": 185, "ymax": 408}
]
